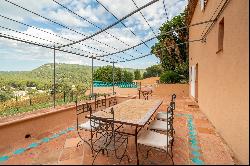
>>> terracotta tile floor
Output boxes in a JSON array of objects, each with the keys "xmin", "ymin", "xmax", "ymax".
[{"xmin": 0, "ymin": 96, "xmax": 235, "ymax": 165}]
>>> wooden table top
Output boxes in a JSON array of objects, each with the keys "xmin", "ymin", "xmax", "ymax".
[{"xmin": 89, "ymin": 99, "xmax": 163, "ymax": 127}]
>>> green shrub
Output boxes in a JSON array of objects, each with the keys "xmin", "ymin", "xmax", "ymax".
[
  {"xmin": 0, "ymin": 91, "xmax": 13, "ymax": 102},
  {"xmin": 94, "ymin": 66, "xmax": 134, "ymax": 82},
  {"xmin": 143, "ymin": 64, "xmax": 163, "ymax": 79},
  {"xmin": 160, "ymin": 71, "xmax": 181, "ymax": 83},
  {"xmin": 134, "ymin": 69, "xmax": 142, "ymax": 80}
]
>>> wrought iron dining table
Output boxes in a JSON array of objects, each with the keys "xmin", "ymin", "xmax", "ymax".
[{"xmin": 86, "ymin": 98, "xmax": 163, "ymax": 165}]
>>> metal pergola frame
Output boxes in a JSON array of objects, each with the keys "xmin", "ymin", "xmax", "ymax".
[{"xmin": 0, "ymin": 0, "xmax": 217, "ymax": 108}]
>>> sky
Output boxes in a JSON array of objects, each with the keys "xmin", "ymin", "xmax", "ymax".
[{"xmin": 0, "ymin": 0, "xmax": 187, "ymax": 71}]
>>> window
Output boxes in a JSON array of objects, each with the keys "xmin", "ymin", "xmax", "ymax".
[
  {"xmin": 200, "ymin": 0, "xmax": 209, "ymax": 11},
  {"xmin": 218, "ymin": 18, "xmax": 224, "ymax": 52},
  {"xmin": 200, "ymin": 0, "xmax": 205, "ymax": 11}
]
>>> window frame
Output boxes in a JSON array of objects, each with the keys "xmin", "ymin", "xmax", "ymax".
[{"xmin": 217, "ymin": 17, "xmax": 224, "ymax": 53}]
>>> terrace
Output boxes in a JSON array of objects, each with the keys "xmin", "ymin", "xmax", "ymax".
[
  {"xmin": 0, "ymin": 83, "xmax": 235, "ymax": 165},
  {"xmin": 0, "ymin": 0, "xmax": 244, "ymax": 165}
]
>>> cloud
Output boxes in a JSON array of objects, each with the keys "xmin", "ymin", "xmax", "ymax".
[
  {"xmin": 77, "ymin": 4, "xmax": 109, "ymax": 24},
  {"xmin": 0, "ymin": 0, "xmax": 188, "ymax": 70},
  {"xmin": 47, "ymin": 9, "xmax": 88, "ymax": 28}
]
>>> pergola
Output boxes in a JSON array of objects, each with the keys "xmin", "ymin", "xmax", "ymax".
[{"xmin": 0, "ymin": 0, "xmax": 214, "ymax": 108}]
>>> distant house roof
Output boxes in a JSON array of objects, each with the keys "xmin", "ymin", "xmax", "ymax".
[
  {"xmin": 186, "ymin": 0, "xmax": 198, "ymax": 25},
  {"xmin": 13, "ymin": 91, "xmax": 27, "ymax": 97}
]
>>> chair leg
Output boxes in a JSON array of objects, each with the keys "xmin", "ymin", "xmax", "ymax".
[
  {"xmin": 167, "ymin": 142, "xmax": 174, "ymax": 165},
  {"xmin": 170, "ymin": 151, "xmax": 174, "ymax": 165},
  {"xmin": 77, "ymin": 131, "xmax": 88, "ymax": 147},
  {"xmin": 106, "ymin": 149, "xmax": 109, "ymax": 157},
  {"xmin": 77, "ymin": 139, "xmax": 83, "ymax": 147},
  {"xmin": 126, "ymin": 149, "xmax": 131, "ymax": 163},
  {"xmin": 92, "ymin": 149, "xmax": 103, "ymax": 165},
  {"xmin": 166, "ymin": 151, "xmax": 174, "ymax": 165},
  {"xmin": 146, "ymin": 148, "xmax": 153, "ymax": 159},
  {"xmin": 116, "ymin": 140, "xmax": 130, "ymax": 165}
]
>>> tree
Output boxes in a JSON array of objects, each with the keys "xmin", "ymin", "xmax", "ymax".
[
  {"xmin": 26, "ymin": 81, "xmax": 37, "ymax": 87},
  {"xmin": 134, "ymin": 69, "xmax": 142, "ymax": 80},
  {"xmin": 94, "ymin": 66, "xmax": 118, "ymax": 82},
  {"xmin": 27, "ymin": 88, "xmax": 37, "ymax": 96},
  {"xmin": 151, "ymin": 11, "xmax": 189, "ymax": 82},
  {"xmin": 143, "ymin": 64, "xmax": 163, "ymax": 79},
  {"xmin": 76, "ymin": 84, "xmax": 87, "ymax": 93},
  {"xmin": 94, "ymin": 66, "xmax": 134, "ymax": 82},
  {"xmin": 122, "ymin": 70, "xmax": 134, "ymax": 82},
  {"xmin": 160, "ymin": 71, "xmax": 181, "ymax": 83},
  {"xmin": 0, "ymin": 90, "xmax": 13, "ymax": 102}
]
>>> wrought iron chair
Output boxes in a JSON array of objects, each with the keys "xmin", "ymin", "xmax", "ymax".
[
  {"xmin": 75, "ymin": 101, "xmax": 99, "ymax": 148},
  {"xmin": 148, "ymin": 106, "xmax": 174, "ymax": 132},
  {"xmin": 94, "ymin": 94, "xmax": 102, "ymax": 111},
  {"xmin": 156, "ymin": 94, "xmax": 176, "ymax": 121},
  {"xmin": 101, "ymin": 94, "xmax": 107, "ymax": 108},
  {"xmin": 156, "ymin": 101, "xmax": 175, "ymax": 121},
  {"xmin": 108, "ymin": 96, "xmax": 117, "ymax": 107},
  {"xmin": 89, "ymin": 93, "xmax": 97, "ymax": 100},
  {"xmin": 138, "ymin": 89, "xmax": 149, "ymax": 100},
  {"xmin": 172, "ymin": 94, "xmax": 176, "ymax": 101},
  {"xmin": 89, "ymin": 108, "xmax": 130, "ymax": 165},
  {"xmin": 142, "ymin": 91, "xmax": 149, "ymax": 100},
  {"xmin": 137, "ymin": 106, "xmax": 175, "ymax": 165}
]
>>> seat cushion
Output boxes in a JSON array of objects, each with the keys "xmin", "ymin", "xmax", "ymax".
[
  {"xmin": 148, "ymin": 120, "xmax": 171, "ymax": 131},
  {"xmin": 156, "ymin": 112, "xmax": 172, "ymax": 121},
  {"xmin": 137, "ymin": 130, "xmax": 172, "ymax": 151},
  {"xmin": 79, "ymin": 120, "xmax": 99, "ymax": 131}
]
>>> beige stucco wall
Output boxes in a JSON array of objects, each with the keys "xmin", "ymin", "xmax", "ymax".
[{"xmin": 189, "ymin": 0, "xmax": 249, "ymax": 164}]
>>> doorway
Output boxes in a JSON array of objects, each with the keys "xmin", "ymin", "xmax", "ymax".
[
  {"xmin": 195, "ymin": 64, "xmax": 198, "ymax": 102},
  {"xmin": 190, "ymin": 65, "xmax": 195, "ymax": 98},
  {"xmin": 190, "ymin": 64, "xmax": 198, "ymax": 102}
]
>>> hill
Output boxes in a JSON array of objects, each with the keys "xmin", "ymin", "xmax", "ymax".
[{"xmin": 0, "ymin": 63, "xmax": 145, "ymax": 91}]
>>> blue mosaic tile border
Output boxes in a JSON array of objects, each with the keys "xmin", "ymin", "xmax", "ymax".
[
  {"xmin": 176, "ymin": 113, "xmax": 204, "ymax": 165},
  {"xmin": 1, "ymin": 114, "xmax": 204, "ymax": 164},
  {"xmin": 0, "ymin": 127, "xmax": 75, "ymax": 163}
]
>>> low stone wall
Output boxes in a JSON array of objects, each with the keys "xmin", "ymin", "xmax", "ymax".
[
  {"xmin": 152, "ymin": 84, "xmax": 189, "ymax": 99},
  {"xmin": 0, "ymin": 95, "xmax": 136, "ymax": 153}
]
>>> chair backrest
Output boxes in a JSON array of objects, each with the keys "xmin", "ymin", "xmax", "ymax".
[
  {"xmin": 167, "ymin": 106, "xmax": 174, "ymax": 121},
  {"xmin": 76, "ymin": 101, "xmax": 92, "ymax": 130},
  {"xmin": 90, "ymin": 108, "xmax": 114, "ymax": 131},
  {"xmin": 113, "ymin": 97, "xmax": 117, "ymax": 105},
  {"xmin": 101, "ymin": 94, "xmax": 107, "ymax": 107},
  {"xmin": 138, "ymin": 89, "xmax": 141, "ymax": 99},
  {"xmin": 109, "ymin": 97, "xmax": 117, "ymax": 107},
  {"xmin": 144, "ymin": 91, "xmax": 149, "ymax": 100},
  {"xmin": 89, "ymin": 108, "xmax": 115, "ymax": 149},
  {"xmin": 75, "ymin": 101, "xmax": 92, "ymax": 115},
  {"xmin": 94, "ymin": 94, "xmax": 103, "ymax": 110},
  {"xmin": 171, "ymin": 94, "xmax": 176, "ymax": 102},
  {"xmin": 170, "ymin": 101, "xmax": 175, "ymax": 111},
  {"xmin": 166, "ymin": 106, "xmax": 174, "ymax": 147}
]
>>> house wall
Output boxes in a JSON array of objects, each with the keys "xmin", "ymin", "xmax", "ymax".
[{"xmin": 189, "ymin": 0, "xmax": 249, "ymax": 164}]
